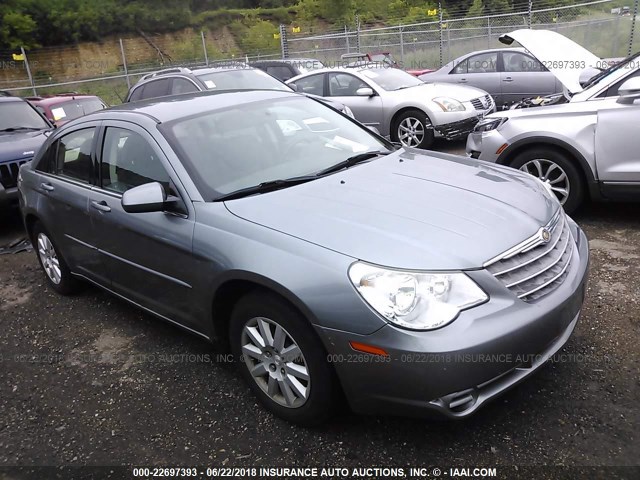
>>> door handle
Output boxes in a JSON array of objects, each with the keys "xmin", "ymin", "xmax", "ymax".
[
  {"xmin": 40, "ymin": 182, "xmax": 54, "ymax": 192},
  {"xmin": 503, "ymin": 77, "xmax": 514, "ymax": 82},
  {"xmin": 458, "ymin": 78, "xmax": 468, "ymax": 83},
  {"xmin": 91, "ymin": 200, "xmax": 111, "ymax": 213}
]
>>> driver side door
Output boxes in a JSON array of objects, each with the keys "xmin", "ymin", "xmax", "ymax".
[
  {"xmin": 326, "ymin": 72, "xmax": 384, "ymax": 131},
  {"xmin": 595, "ymin": 103, "xmax": 640, "ymax": 188},
  {"xmin": 87, "ymin": 121, "xmax": 200, "ymax": 331}
]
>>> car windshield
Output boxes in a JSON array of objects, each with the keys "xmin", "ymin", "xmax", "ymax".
[
  {"xmin": 0, "ymin": 101, "xmax": 50, "ymax": 130},
  {"xmin": 583, "ymin": 51, "xmax": 640, "ymax": 90},
  {"xmin": 162, "ymin": 96, "xmax": 390, "ymax": 200},
  {"xmin": 196, "ymin": 69, "xmax": 292, "ymax": 92},
  {"xmin": 358, "ymin": 68, "xmax": 423, "ymax": 91}
]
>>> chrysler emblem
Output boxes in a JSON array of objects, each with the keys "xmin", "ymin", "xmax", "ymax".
[{"xmin": 541, "ymin": 228, "xmax": 551, "ymax": 243}]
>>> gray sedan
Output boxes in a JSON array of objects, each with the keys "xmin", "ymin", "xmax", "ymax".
[
  {"xmin": 420, "ymin": 48, "xmax": 562, "ymax": 108},
  {"xmin": 19, "ymin": 90, "xmax": 588, "ymax": 425},
  {"xmin": 288, "ymin": 67, "xmax": 495, "ymax": 149}
]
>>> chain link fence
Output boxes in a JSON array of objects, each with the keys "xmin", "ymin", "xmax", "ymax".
[
  {"xmin": 0, "ymin": 0, "xmax": 638, "ymax": 105},
  {"xmin": 287, "ymin": 0, "xmax": 638, "ymax": 68}
]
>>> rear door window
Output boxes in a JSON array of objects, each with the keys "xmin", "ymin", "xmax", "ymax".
[{"xmin": 55, "ymin": 128, "xmax": 96, "ymax": 183}]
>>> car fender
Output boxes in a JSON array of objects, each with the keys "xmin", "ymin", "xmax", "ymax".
[{"xmin": 496, "ymin": 134, "xmax": 600, "ymax": 199}]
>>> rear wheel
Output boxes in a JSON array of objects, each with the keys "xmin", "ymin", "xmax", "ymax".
[
  {"xmin": 509, "ymin": 148, "xmax": 585, "ymax": 214},
  {"xmin": 229, "ymin": 291, "xmax": 338, "ymax": 425},
  {"xmin": 392, "ymin": 110, "xmax": 434, "ymax": 149},
  {"xmin": 32, "ymin": 222, "xmax": 80, "ymax": 295}
]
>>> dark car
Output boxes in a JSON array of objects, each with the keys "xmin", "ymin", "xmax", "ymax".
[
  {"xmin": 125, "ymin": 66, "xmax": 355, "ymax": 118},
  {"xmin": 250, "ymin": 58, "xmax": 325, "ymax": 82},
  {"xmin": 0, "ymin": 96, "xmax": 53, "ymax": 209},
  {"xmin": 27, "ymin": 93, "xmax": 108, "ymax": 127}
]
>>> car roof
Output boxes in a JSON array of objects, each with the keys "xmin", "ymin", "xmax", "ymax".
[
  {"xmin": 82, "ymin": 89, "xmax": 301, "ymax": 124},
  {"xmin": 252, "ymin": 58, "xmax": 320, "ymax": 64},
  {"xmin": 0, "ymin": 96, "xmax": 28, "ymax": 103},
  {"xmin": 27, "ymin": 94, "xmax": 100, "ymax": 106}
]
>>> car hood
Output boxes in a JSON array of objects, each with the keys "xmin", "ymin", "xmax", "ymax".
[
  {"xmin": 487, "ymin": 95, "xmax": 621, "ymax": 119},
  {"xmin": 0, "ymin": 129, "xmax": 50, "ymax": 163},
  {"xmin": 394, "ymin": 82, "xmax": 489, "ymax": 102},
  {"xmin": 224, "ymin": 149, "xmax": 558, "ymax": 270},
  {"xmin": 499, "ymin": 29, "xmax": 600, "ymax": 94}
]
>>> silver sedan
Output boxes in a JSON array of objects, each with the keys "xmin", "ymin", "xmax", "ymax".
[
  {"xmin": 420, "ymin": 48, "xmax": 562, "ymax": 108},
  {"xmin": 288, "ymin": 67, "xmax": 494, "ymax": 149}
]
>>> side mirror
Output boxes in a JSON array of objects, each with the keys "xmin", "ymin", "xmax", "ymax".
[
  {"xmin": 122, "ymin": 182, "xmax": 167, "ymax": 214},
  {"xmin": 617, "ymin": 76, "xmax": 640, "ymax": 104},
  {"xmin": 356, "ymin": 87, "xmax": 375, "ymax": 97},
  {"xmin": 579, "ymin": 67, "xmax": 600, "ymax": 87},
  {"xmin": 289, "ymin": 83, "xmax": 299, "ymax": 92}
]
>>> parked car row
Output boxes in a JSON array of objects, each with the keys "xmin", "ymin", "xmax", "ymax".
[{"xmin": 7, "ymin": 27, "xmax": 639, "ymax": 427}]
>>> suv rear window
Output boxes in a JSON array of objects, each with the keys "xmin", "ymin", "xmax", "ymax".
[{"xmin": 130, "ymin": 78, "xmax": 171, "ymax": 101}]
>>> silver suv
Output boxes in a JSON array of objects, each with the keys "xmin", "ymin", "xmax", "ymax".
[{"xmin": 467, "ymin": 76, "xmax": 640, "ymax": 214}]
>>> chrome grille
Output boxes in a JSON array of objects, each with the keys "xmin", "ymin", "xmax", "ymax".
[
  {"xmin": 0, "ymin": 159, "xmax": 28, "ymax": 189},
  {"xmin": 485, "ymin": 210, "xmax": 574, "ymax": 302},
  {"xmin": 471, "ymin": 94, "xmax": 492, "ymax": 111}
]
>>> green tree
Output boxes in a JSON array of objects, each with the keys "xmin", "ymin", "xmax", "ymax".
[{"xmin": 467, "ymin": 0, "xmax": 484, "ymax": 17}]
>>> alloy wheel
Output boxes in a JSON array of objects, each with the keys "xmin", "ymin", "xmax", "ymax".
[
  {"xmin": 37, "ymin": 233, "xmax": 62, "ymax": 285},
  {"xmin": 519, "ymin": 159, "xmax": 571, "ymax": 205},
  {"xmin": 240, "ymin": 317, "xmax": 310, "ymax": 408},
  {"xmin": 398, "ymin": 117, "xmax": 427, "ymax": 147}
]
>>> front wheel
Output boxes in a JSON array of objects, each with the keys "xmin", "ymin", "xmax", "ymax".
[
  {"xmin": 509, "ymin": 148, "xmax": 585, "ymax": 215},
  {"xmin": 392, "ymin": 110, "xmax": 434, "ymax": 149},
  {"xmin": 229, "ymin": 292, "xmax": 339, "ymax": 426}
]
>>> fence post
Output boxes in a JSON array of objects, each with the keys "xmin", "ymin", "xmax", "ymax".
[
  {"xmin": 487, "ymin": 17, "xmax": 491, "ymax": 49},
  {"xmin": 528, "ymin": 0, "xmax": 533, "ymax": 28},
  {"xmin": 345, "ymin": 26, "xmax": 350, "ymax": 54},
  {"xmin": 630, "ymin": 0, "xmax": 639, "ymax": 56},
  {"xmin": 201, "ymin": 31, "xmax": 209, "ymax": 66},
  {"xmin": 20, "ymin": 47, "xmax": 36, "ymax": 96},
  {"xmin": 279, "ymin": 24, "xmax": 289, "ymax": 59},
  {"xmin": 119, "ymin": 39, "xmax": 130, "ymax": 91},
  {"xmin": 438, "ymin": 2, "xmax": 443, "ymax": 68},
  {"xmin": 399, "ymin": 25, "xmax": 405, "ymax": 66},
  {"xmin": 355, "ymin": 15, "xmax": 361, "ymax": 52}
]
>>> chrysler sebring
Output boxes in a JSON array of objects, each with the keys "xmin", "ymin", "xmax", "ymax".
[{"xmin": 18, "ymin": 90, "xmax": 588, "ymax": 425}]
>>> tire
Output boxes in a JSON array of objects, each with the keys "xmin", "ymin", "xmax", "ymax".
[
  {"xmin": 32, "ymin": 221, "xmax": 81, "ymax": 295},
  {"xmin": 391, "ymin": 109, "xmax": 435, "ymax": 149},
  {"xmin": 509, "ymin": 148, "xmax": 585, "ymax": 215},
  {"xmin": 229, "ymin": 291, "xmax": 339, "ymax": 426}
]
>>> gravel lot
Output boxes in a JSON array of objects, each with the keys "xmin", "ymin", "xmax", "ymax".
[{"xmin": 0, "ymin": 141, "xmax": 638, "ymax": 477}]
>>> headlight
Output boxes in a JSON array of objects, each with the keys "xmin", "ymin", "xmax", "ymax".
[
  {"xmin": 348, "ymin": 262, "xmax": 488, "ymax": 330},
  {"xmin": 342, "ymin": 105, "xmax": 355, "ymax": 118},
  {"xmin": 432, "ymin": 97, "xmax": 466, "ymax": 112},
  {"xmin": 474, "ymin": 117, "xmax": 508, "ymax": 132}
]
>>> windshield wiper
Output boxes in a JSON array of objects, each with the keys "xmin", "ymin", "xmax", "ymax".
[
  {"xmin": 315, "ymin": 150, "xmax": 390, "ymax": 176},
  {"xmin": 0, "ymin": 126, "xmax": 45, "ymax": 132},
  {"xmin": 583, "ymin": 52, "xmax": 640, "ymax": 89},
  {"xmin": 214, "ymin": 176, "xmax": 317, "ymax": 201}
]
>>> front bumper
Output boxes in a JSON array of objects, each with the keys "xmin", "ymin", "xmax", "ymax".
[
  {"xmin": 317, "ymin": 226, "xmax": 589, "ymax": 419},
  {"xmin": 466, "ymin": 129, "xmax": 509, "ymax": 162},
  {"xmin": 436, "ymin": 117, "xmax": 485, "ymax": 141}
]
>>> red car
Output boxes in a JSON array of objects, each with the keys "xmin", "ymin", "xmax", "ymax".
[{"xmin": 27, "ymin": 93, "xmax": 107, "ymax": 127}]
